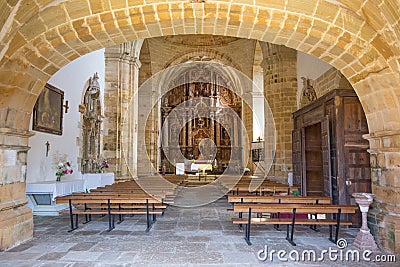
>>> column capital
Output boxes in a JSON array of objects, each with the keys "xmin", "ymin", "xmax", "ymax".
[
  {"xmin": 363, "ymin": 130, "xmax": 400, "ymax": 152},
  {"xmin": 131, "ymin": 57, "xmax": 141, "ymax": 69},
  {"xmin": 0, "ymin": 127, "xmax": 35, "ymax": 149}
]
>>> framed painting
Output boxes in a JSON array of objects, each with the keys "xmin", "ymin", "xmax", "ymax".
[{"xmin": 32, "ymin": 83, "xmax": 64, "ymax": 135}]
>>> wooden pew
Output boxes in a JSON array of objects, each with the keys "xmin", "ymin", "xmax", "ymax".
[
  {"xmin": 88, "ymin": 179, "xmax": 177, "ymax": 203},
  {"xmin": 228, "ymin": 195, "xmax": 332, "ymax": 231},
  {"xmin": 232, "ymin": 203, "xmax": 357, "ymax": 246},
  {"xmin": 228, "ymin": 195, "xmax": 331, "ymax": 204},
  {"xmin": 216, "ymin": 175, "xmax": 298, "ymax": 195},
  {"xmin": 56, "ymin": 193, "xmax": 165, "ymax": 232}
]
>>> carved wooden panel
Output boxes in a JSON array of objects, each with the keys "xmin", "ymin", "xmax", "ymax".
[{"xmin": 161, "ymin": 80, "xmax": 242, "ymax": 173}]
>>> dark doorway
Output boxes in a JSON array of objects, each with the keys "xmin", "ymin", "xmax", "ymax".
[{"xmin": 304, "ymin": 123, "xmax": 324, "ymax": 196}]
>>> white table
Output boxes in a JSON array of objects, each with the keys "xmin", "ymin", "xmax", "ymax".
[
  {"xmin": 82, "ymin": 172, "xmax": 114, "ymax": 191},
  {"xmin": 26, "ymin": 179, "xmax": 85, "ymax": 216}
]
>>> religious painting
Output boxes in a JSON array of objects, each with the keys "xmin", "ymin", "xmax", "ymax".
[{"xmin": 32, "ymin": 83, "xmax": 64, "ymax": 135}]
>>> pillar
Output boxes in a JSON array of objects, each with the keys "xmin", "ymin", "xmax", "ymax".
[
  {"xmin": 0, "ymin": 128, "xmax": 34, "ymax": 250},
  {"xmin": 103, "ymin": 42, "xmax": 142, "ymax": 181},
  {"xmin": 364, "ymin": 131, "xmax": 400, "ymax": 253},
  {"xmin": 260, "ymin": 43, "xmax": 297, "ymax": 184}
]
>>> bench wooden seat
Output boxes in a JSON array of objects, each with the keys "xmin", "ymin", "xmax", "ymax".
[
  {"xmin": 74, "ymin": 204, "xmax": 168, "ymax": 209},
  {"xmin": 232, "ymin": 217, "xmax": 352, "ymax": 225},
  {"xmin": 228, "ymin": 195, "xmax": 331, "ymax": 204},
  {"xmin": 232, "ymin": 203, "xmax": 357, "ymax": 246}
]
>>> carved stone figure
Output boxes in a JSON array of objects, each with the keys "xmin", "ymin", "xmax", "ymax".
[
  {"xmin": 302, "ymin": 77, "xmax": 317, "ymax": 103},
  {"xmin": 81, "ymin": 73, "xmax": 103, "ymax": 173}
]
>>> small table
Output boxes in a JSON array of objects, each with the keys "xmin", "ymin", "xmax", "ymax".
[{"xmin": 26, "ymin": 179, "xmax": 85, "ymax": 216}]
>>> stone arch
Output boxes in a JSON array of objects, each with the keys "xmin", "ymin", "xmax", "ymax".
[
  {"xmin": 1, "ymin": 0, "xmax": 399, "ymax": 136},
  {"xmin": 164, "ymin": 49, "xmax": 241, "ymax": 71},
  {"xmin": 1, "ymin": 0, "xmax": 400, "ymax": 252}
]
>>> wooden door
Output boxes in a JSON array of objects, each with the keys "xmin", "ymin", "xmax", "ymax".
[
  {"xmin": 321, "ymin": 116, "xmax": 332, "ymax": 199},
  {"xmin": 304, "ymin": 123, "xmax": 323, "ymax": 196},
  {"xmin": 292, "ymin": 129, "xmax": 302, "ymax": 190},
  {"xmin": 343, "ymin": 97, "xmax": 371, "ymax": 226}
]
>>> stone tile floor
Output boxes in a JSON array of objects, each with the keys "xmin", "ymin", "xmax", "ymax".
[{"xmin": 0, "ymin": 197, "xmax": 398, "ymax": 266}]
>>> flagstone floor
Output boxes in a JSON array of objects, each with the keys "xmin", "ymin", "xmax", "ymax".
[{"xmin": 0, "ymin": 197, "xmax": 397, "ymax": 266}]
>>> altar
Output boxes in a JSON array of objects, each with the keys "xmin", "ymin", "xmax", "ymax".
[
  {"xmin": 188, "ymin": 160, "xmax": 213, "ymax": 174},
  {"xmin": 26, "ymin": 179, "xmax": 85, "ymax": 216},
  {"xmin": 25, "ymin": 173, "xmax": 115, "ymax": 216}
]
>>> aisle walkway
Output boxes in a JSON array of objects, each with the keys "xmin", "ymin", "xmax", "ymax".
[{"xmin": 0, "ymin": 197, "xmax": 396, "ymax": 266}]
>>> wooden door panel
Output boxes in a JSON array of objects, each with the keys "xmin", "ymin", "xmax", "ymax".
[
  {"xmin": 305, "ymin": 123, "xmax": 323, "ymax": 196},
  {"xmin": 343, "ymin": 97, "xmax": 371, "ymax": 227},
  {"xmin": 321, "ymin": 116, "xmax": 332, "ymax": 199}
]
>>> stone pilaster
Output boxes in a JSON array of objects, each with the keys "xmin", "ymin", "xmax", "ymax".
[
  {"xmin": 364, "ymin": 131, "xmax": 400, "ymax": 253},
  {"xmin": 104, "ymin": 43, "xmax": 141, "ymax": 181},
  {"xmin": 137, "ymin": 85, "xmax": 156, "ymax": 176},
  {"xmin": 0, "ymin": 128, "xmax": 34, "ymax": 251},
  {"xmin": 260, "ymin": 43, "xmax": 297, "ymax": 184}
]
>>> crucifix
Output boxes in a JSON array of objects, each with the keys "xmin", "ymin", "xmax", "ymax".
[
  {"xmin": 63, "ymin": 100, "xmax": 69, "ymax": 113},
  {"xmin": 45, "ymin": 141, "xmax": 50, "ymax": 157},
  {"xmin": 257, "ymin": 136, "xmax": 263, "ymax": 142}
]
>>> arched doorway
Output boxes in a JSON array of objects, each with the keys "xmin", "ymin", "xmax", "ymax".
[{"xmin": 0, "ymin": 1, "xmax": 399, "ymax": 253}]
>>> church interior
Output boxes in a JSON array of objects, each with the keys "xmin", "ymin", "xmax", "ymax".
[{"xmin": 0, "ymin": 0, "xmax": 399, "ymax": 264}]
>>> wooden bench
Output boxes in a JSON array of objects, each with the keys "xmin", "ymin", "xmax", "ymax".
[
  {"xmin": 228, "ymin": 195, "xmax": 331, "ymax": 204},
  {"xmin": 56, "ymin": 194, "xmax": 165, "ymax": 232},
  {"xmin": 228, "ymin": 195, "xmax": 332, "ymax": 231},
  {"xmin": 232, "ymin": 203, "xmax": 357, "ymax": 246}
]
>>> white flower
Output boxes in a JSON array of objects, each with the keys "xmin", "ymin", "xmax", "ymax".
[{"xmin": 58, "ymin": 162, "xmax": 64, "ymax": 167}]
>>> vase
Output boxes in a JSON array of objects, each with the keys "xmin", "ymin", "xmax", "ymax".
[{"xmin": 56, "ymin": 176, "xmax": 61, "ymax": 182}]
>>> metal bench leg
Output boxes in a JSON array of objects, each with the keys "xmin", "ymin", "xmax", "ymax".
[
  {"xmin": 100, "ymin": 203, "xmax": 106, "ymax": 218},
  {"xmin": 274, "ymin": 212, "xmax": 281, "ymax": 231},
  {"xmin": 286, "ymin": 225, "xmax": 290, "ymax": 240},
  {"xmin": 245, "ymin": 208, "xmax": 252, "ymax": 246},
  {"xmin": 152, "ymin": 204, "xmax": 156, "ymax": 222},
  {"xmin": 286, "ymin": 208, "xmax": 297, "ymax": 246},
  {"xmin": 145, "ymin": 199, "xmax": 153, "ymax": 232},
  {"xmin": 274, "ymin": 199, "xmax": 282, "ymax": 231},
  {"xmin": 83, "ymin": 204, "xmax": 91, "ymax": 224},
  {"xmin": 309, "ymin": 213, "xmax": 319, "ymax": 232},
  {"xmin": 334, "ymin": 208, "xmax": 342, "ymax": 243},
  {"xmin": 117, "ymin": 204, "xmax": 123, "ymax": 224},
  {"xmin": 328, "ymin": 208, "xmax": 342, "ymax": 243},
  {"xmin": 67, "ymin": 199, "xmax": 78, "ymax": 232},
  {"xmin": 160, "ymin": 201, "xmax": 165, "ymax": 217},
  {"xmin": 107, "ymin": 199, "xmax": 114, "ymax": 232}
]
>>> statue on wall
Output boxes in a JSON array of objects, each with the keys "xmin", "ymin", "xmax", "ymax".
[
  {"xmin": 301, "ymin": 77, "xmax": 317, "ymax": 107},
  {"xmin": 80, "ymin": 73, "xmax": 103, "ymax": 173}
]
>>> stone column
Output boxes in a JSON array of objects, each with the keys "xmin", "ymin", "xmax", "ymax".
[
  {"xmin": 260, "ymin": 43, "xmax": 297, "ymax": 184},
  {"xmin": 104, "ymin": 42, "xmax": 141, "ymax": 181},
  {"xmin": 0, "ymin": 128, "xmax": 34, "ymax": 250},
  {"xmin": 137, "ymin": 83, "xmax": 154, "ymax": 176},
  {"xmin": 364, "ymin": 131, "xmax": 400, "ymax": 254}
]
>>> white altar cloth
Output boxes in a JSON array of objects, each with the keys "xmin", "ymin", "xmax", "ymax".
[
  {"xmin": 26, "ymin": 179, "xmax": 85, "ymax": 201},
  {"xmin": 82, "ymin": 172, "xmax": 115, "ymax": 190}
]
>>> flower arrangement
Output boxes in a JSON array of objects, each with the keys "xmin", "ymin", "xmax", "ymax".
[
  {"xmin": 56, "ymin": 161, "xmax": 73, "ymax": 181},
  {"xmin": 95, "ymin": 159, "xmax": 109, "ymax": 173}
]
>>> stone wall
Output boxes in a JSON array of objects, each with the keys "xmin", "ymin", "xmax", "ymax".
[
  {"xmin": 365, "ymin": 131, "xmax": 400, "ymax": 253},
  {"xmin": 313, "ymin": 68, "xmax": 352, "ymax": 98}
]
